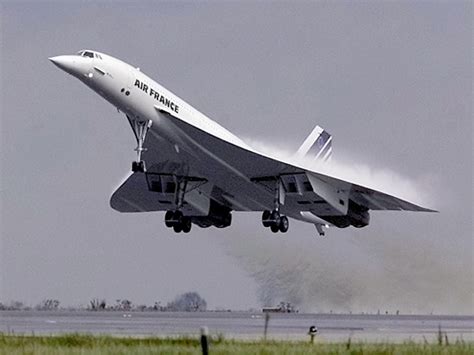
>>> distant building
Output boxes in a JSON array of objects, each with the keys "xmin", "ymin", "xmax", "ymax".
[{"xmin": 263, "ymin": 302, "xmax": 298, "ymax": 313}]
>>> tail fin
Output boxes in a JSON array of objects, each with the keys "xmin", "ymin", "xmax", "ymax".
[{"xmin": 296, "ymin": 125, "xmax": 332, "ymax": 162}]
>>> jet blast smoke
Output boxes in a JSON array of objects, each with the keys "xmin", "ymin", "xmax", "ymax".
[
  {"xmin": 222, "ymin": 228, "xmax": 472, "ymax": 314},
  {"xmin": 217, "ymin": 138, "xmax": 472, "ymax": 314}
]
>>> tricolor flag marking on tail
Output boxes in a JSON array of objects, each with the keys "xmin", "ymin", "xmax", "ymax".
[{"xmin": 296, "ymin": 125, "xmax": 332, "ymax": 162}]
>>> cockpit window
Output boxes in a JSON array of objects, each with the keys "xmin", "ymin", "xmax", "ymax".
[{"xmin": 76, "ymin": 50, "xmax": 95, "ymax": 58}]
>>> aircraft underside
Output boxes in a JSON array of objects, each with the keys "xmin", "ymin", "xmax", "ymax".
[{"xmin": 112, "ymin": 113, "xmax": 372, "ymax": 236}]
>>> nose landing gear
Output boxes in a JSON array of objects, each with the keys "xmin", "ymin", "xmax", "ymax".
[
  {"xmin": 132, "ymin": 161, "xmax": 145, "ymax": 173},
  {"xmin": 127, "ymin": 116, "xmax": 152, "ymax": 173}
]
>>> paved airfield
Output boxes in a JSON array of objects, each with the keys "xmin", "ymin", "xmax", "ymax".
[{"xmin": 1, "ymin": 311, "xmax": 473, "ymax": 342}]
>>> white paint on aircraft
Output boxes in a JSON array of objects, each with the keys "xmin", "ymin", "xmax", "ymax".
[{"xmin": 50, "ymin": 49, "xmax": 436, "ymax": 235}]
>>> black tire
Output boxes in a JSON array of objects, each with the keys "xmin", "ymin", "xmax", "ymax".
[
  {"xmin": 164, "ymin": 210, "xmax": 174, "ymax": 228},
  {"xmin": 131, "ymin": 161, "xmax": 145, "ymax": 173},
  {"xmin": 262, "ymin": 210, "xmax": 271, "ymax": 227},
  {"xmin": 182, "ymin": 218, "xmax": 192, "ymax": 233},
  {"xmin": 174, "ymin": 210, "xmax": 183, "ymax": 221},
  {"xmin": 279, "ymin": 215, "xmax": 289, "ymax": 233},
  {"xmin": 270, "ymin": 224, "xmax": 279, "ymax": 233},
  {"xmin": 270, "ymin": 210, "xmax": 280, "ymax": 226},
  {"xmin": 173, "ymin": 224, "xmax": 183, "ymax": 233}
]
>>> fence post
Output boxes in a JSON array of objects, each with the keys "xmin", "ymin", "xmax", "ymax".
[
  {"xmin": 264, "ymin": 312, "xmax": 270, "ymax": 341},
  {"xmin": 201, "ymin": 326, "xmax": 209, "ymax": 355}
]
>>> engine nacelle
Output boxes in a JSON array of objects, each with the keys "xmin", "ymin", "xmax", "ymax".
[
  {"xmin": 191, "ymin": 199, "xmax": 232, "ymax": 229},
  {"xmin": 319, "ymin": 200, "xmax": 370, "ymax": 229},
  {"xmin": 347, "ymin": 200, "xmax": 370, "ymax": 228},
  {"xmin": 321, "ymin": 215, "xmax": 351, "ymax": 228},
  {"xmin": 349, "ymin": 211, "xmax": 370, "ymax": 228}
]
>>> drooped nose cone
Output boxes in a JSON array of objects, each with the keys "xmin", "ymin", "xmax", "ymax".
[
  {"xmin": 49, "ymin": 55, "xmax": 92, "ymax": 79},
  {"xmin": 49, "ymin": 55, "xmax": 77, "ymax": 75}
]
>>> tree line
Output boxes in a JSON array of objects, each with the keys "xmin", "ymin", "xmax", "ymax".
[{"xmin": 0, "ymin": 291, "xmax": 207, "ymax": 312}]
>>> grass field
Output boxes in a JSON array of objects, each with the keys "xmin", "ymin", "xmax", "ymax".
[{"xmin": 0, "ymin": 333, "xmax": 472, "ymax": 354}]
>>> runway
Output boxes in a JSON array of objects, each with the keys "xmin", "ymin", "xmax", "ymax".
[{"xmin": 1, "ymin": 311, "xmax": 472, "ymax": 342}]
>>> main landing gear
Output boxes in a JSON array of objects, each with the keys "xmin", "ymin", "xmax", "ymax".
[
  {"xmin": 262, "ymin": 210, "xmax": 289, "ymax": 233},
  {"xmin": 129, "ymin": 117, "xmax": 152, "ymax": 173},
  {"xmin": 165, "ymin": 210, "xmax": 191, "ymax": 233},
  {"xmin": 261, "ymin": 177, "xmax": 289, "ymax": 233},
  {"xmin": 164, "ymin": 178, "xmax": 192, "ymax": 233}
]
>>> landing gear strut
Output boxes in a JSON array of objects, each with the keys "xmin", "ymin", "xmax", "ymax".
[
  {"xmin": 261, "ymin": 177, "xmax": 289, "ymax": 233},
  {"xmin": 164, "ymin": 177, "xmax": 192, "ymax": 233},
  {"xmin": 129, "ymin": 117, "xmax": 152, "ymax": 173}
]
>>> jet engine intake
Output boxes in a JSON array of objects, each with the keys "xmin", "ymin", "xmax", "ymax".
[
  {"xmin": 347, "ymin": 200, "xmax": 370, "ymax": 228},
  {"xmin": 191, "ymin": 199, "xmax": 232, "ymax": 229},
  {"xmin": 319, "ymin": 200, "xmax": 370, "ymax": 229}
]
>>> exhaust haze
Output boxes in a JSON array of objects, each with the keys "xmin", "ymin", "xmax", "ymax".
[
  {"xmin": 222, "ymin": 138, "xmax": 469, "ymax": 314},
  {"xmin": 223, "ymin": 228, "xmax": 471, "ymax": 314}
]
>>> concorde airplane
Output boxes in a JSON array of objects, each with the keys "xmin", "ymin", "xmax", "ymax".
[{"xmin": 50, "ymin": 50, "xmax": 435, "ymax": 236}]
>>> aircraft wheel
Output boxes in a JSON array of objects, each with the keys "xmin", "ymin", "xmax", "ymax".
[
  {"xmin": 182, "ymin": 218, "xmax": 192, "ymax": 233},
  {"xmin": 164, "ymin": 210, "xmax": 174, "ymax": 227},
  {"xmin": 270, "ymin": 224, "xmax": 280, "ymax": 233},
  {"xmin": 173, "ymin": 210, "xmax": 183, "ymax": 220},
  {"xmin": 173, "ymin": 223, "xmax": 183, "ymax": 233},
  {"xmin": 262, "ymin": 210, "xmax": 271, "ymax": 227},
  {"xmin": 132, "ymin": 161, "xmax": 145, "ymax": 173},
  {"xmin": 270, "ymin": 210, "xmax": 281, "ymax": 226},
  {"xmin": 279, "ymin": 215, "xmax": 289, "ymax": 233}
]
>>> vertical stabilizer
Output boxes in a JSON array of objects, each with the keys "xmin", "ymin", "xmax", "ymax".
[{"xmin": 296, "ymin": 125, "xmax": 332, "ymax": 162}]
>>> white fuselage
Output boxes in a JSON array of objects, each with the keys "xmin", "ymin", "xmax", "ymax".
[
  {"xmin": 73, "ymin": 52, "xmax": 251, "ymax": 152},
  {"xmin": 50, "ymin": 51, "xmax": 291, "ymax": 214}
]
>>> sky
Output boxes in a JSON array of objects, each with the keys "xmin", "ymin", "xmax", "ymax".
[{"xmin": 1, "ymin": 1, "xmax": 472, "ymax": 314}]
